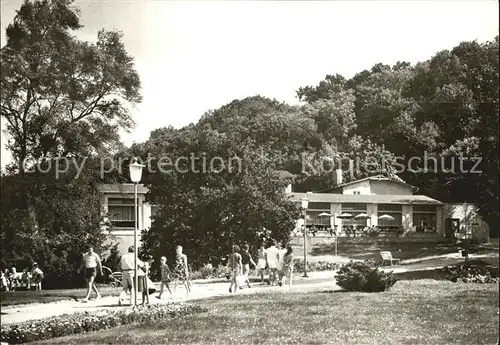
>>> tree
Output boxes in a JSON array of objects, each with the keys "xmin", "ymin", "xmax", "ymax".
[
  {"xmin": 1, "ymin": 0, "xmax": 141, "ymax": 229},
  {"xmin": 135, "ymin": 119, "xmax": 300, "ymax": 269}
]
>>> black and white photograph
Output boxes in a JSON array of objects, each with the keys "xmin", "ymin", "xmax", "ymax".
[{"xmin": 0, "ymin": 0, "xmax": 498, "ymax": 344}]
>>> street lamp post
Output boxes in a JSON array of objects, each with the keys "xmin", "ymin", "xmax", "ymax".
[
  {"xmin": 301, "ymin": 197, "xmax": 309, "ymax": 278},
  {"xmin": 129, "ymin": 159, "xmax": 145, "ymax": 308}
]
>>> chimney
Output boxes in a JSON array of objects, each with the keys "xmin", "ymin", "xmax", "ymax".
[
  {"xmin": 335, "ymin": 169, "xmax": 343, "ymax": 185},
  {"xmin": 285, "ymin": 183, "xmax": 292, "ymax": 194}
]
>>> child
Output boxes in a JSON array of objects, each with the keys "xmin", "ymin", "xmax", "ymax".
[
  {"xmin": 173, "ymin": 245, "xmax": 189, "ymax": 299},
  {"xmin": 228, "ymin": 245, "xmax": 242, "ymax": 293},
  {"xmin": 1, "ymin": 271, "xmax": 8, "ymax": 292},
  {"xmin": 241, "ymin": 244, "xmax": 256, "ymax": 288},
  {"xmin": 21, "ymin": 268, "xmax": 31, "ymax": 290},
  {"xmin": 256, "ymin": 243, "xmax": 266, "ymax": 284},
  {"xmin": 280, "ymin": 246, "xmax": 294, "ymax": 287},
  {"xmin": 157, "ymin": 256, "xmax": 173, "ymax": 299}
]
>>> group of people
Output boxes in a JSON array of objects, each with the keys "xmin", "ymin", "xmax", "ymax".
[
  {"xmin": 78, "ymin": 244, "xmax": 191, "ymax": 305},
  {"xmin": 0, "ymin": 263, "xmax": 44, "ymax": 292},
  {"xmin": 77, "ymin": 240, "xmax": 295, "ymax": 305},
  {"xmin": 227, "ymin": 239, "xmax": 294, "ymax": 292}
]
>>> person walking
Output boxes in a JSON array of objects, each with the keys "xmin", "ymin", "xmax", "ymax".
[
  {"xmin": 228, "ymin": 245, "xmax": 243, "ymax": 293},
  {"xmin": 240, "ymin": 243, "xmax": 256, "ymax": 288},
  {"xmin": 118, "ymin": 246, "xmax": 145, "ymax": 306},
  {"xmin": 276, "ymin": 242, "xmax": 287, "ymax": 287},
  {"xmin": 78, "ymin": 246, "xmax": 103, "ymax": 302},
  {"xmin": 173, "ymin": 245, "xmax": 190, "ymax": 299},
  {"xmin": 256, "ymin": 243, "xmax": 267, "ymax": 284},
  {"xmin": 157, "ymin": 256, "xmax": 173, "ymax": 299},
  {"xmin": 265, "ymin": 239, "xmax": 279, "ymax": 286}
]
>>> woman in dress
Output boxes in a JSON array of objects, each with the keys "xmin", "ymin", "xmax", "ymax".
[
  {"xmin": 173, "ymin": 245, "xmax": 189, "ymax": 299},
  {"xmin": 228, "ymin": 245, "xmax": 242, "ymax": 293},
  {"xmin": 280, "ymin": 246, "xmax": 294, "ymax": 287}
]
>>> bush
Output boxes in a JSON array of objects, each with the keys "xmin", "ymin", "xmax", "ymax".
[
  {"xmin": 335, "ymin": 260, "xmax": 397, "ymax": 292},
  {"xmin": 189, "ymin": 264, "xmax": 228, "ymax": 280},
  {"xmin": 0, "ymin": 302, "xmax": 207, "ymax": 344},
  {"xmin": 440, "ymin": 263, "xmax": 499, "ymax": 284}
]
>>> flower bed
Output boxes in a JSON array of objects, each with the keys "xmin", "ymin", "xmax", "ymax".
[
  {"xmin": 0, "ymin": 303, "xmax": 207, "ymax": 344},
  {"xmin": 293, "ymin": 259, "xmax": 341, "ymax": 273}
]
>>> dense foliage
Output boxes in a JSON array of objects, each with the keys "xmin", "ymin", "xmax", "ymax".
[
  {"xmin": 441, "ymin": 263, "xmax": 499, "ymax": 284},
  {"xmin": 0, "ymin": 302, "xmax": 206, "ymax": 344},
  {"xmin": 335, "ymin": 260, "xmax": 398, "ymax": 292}
]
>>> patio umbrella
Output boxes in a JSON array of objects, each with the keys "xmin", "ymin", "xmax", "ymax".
[
  {"xmin": 378, "ymin": 214, "xmax": 395, "ymax": 220},
  {"xmin": 337, "ymin": 213, "xmax": 353, "ymax": 219},
  {"xmin": 354, "ymin": 213, "xmax": 369, "ymax": 219}
]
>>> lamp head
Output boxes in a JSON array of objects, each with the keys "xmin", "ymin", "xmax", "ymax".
[{"xmin": 129, "ymin": 158, "xmax": 145, "ymax": 183}]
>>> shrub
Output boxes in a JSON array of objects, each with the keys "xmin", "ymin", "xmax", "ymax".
[
  {"xmin": 335, "ymin": 260, "xmax": 397, "ymax": 292},
  {"xmin": 0, "ymin": 302, "xmax": 207, "ymax": 344},
  {"xmin": 440, "ymin": 263, "xmax": 499, "ymax": 284},
  {"xmin": 189, "ymin": 264, "xmax": 229, "ymax": 280}
]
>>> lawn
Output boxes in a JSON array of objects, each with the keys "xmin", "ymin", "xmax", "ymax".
[{"xmin": 30, "ymin": 280, "xmax": 499, "ymax": 345}]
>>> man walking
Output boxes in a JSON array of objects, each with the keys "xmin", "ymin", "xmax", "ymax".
[
  {"xmin": 118, "ymin": 246, "xmax": 145, "ymax": 306},
  {"xmin": 78, "ymin": 246, "xmax": 103, "ymax": 302},
  {"xmin": 265, "ymin": 239, "xmax": 280, "ymax": 286}
]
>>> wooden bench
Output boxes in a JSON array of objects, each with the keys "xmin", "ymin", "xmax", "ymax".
[{"xmin": 380, "ymin": 251, "xmax": 401, "ymax": 266}]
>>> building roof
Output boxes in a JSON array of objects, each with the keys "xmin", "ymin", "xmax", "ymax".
[
  {"xmin": 318, "ymin": 174, "xmax": 414, "ymax": 192},
  {"xmin": 100, "ymin": 183, "xmax": 149, "ymax": 194},
  {"xmin": 289, "ymin": 192, "xmax": 443, "ymax": 205}
]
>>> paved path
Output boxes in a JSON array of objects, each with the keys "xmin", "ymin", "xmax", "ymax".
[{"xmin": 1, "ymin": 271, "xmax": 337, "ymax": 325}]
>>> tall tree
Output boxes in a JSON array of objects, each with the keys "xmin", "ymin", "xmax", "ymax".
[{"xmin": 1, "ymin": 0, "xmax": 141, "ymax": 228}]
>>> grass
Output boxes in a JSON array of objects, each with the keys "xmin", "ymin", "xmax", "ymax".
[{"xmin": 29, "ymin": 280, "xmax": 499, "ymax": 345}]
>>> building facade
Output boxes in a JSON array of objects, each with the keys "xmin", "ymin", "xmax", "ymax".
[
  {"xmin": 100, "ymin": 184, "xmax": 155, "ymax": 255},
  {"xmin": 288, "ymin": 175, "xmax": 445, "ymax": 235},
  {"xmin": 100, "ymin": 174, "xmax": 489, "ymax": 254}
]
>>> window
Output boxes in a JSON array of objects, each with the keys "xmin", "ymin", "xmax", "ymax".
[
  {"xmin": 308, "ymin": 202, "xmax": 330, "ymax": 210},
  {"xmin": 108, "ymin": 198, "xmax": 137, "ymax": 228},
  {"xmin": 413, "ymin": 204, "xmax": 437, "ymax": 232},
  {"xmin": 377, "ymin": 204, "xmax": 402, "ymax": 231},
  {"xmin": 378, "ymin": 204, "xmax": 402, "ymax": 212},
  {"xmin": 413, "ymin": 205, "xmax": 436, "ymax": 212},
  {"xmin": 341, "ymin": 203, "xmax": 367, "ymax": 211},
  {"xmin": 353, "ymin": 191, "xmax": 360, "ymax": 195}
]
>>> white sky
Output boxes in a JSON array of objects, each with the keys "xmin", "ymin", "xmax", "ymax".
[{"xmin": 1, "ymin": 0, "xmax": 499, "ymax": 168}]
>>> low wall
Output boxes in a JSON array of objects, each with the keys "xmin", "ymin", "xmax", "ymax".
[{"xmin": 291, "ymin": 233, "xmax": 450, "ymax": 246}]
